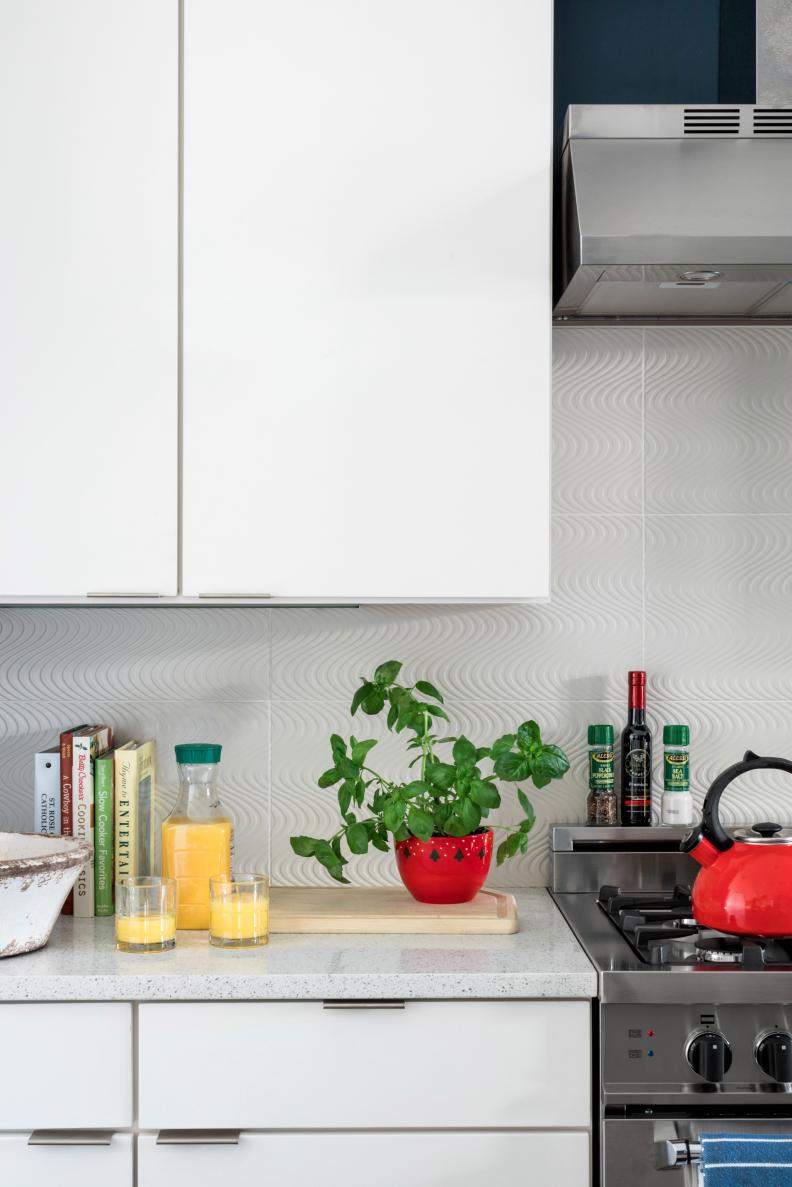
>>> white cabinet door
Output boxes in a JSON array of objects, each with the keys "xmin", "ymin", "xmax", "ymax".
[
  {"xmin": 139, "ymin": 1131, "xmax": 589, "ymax": 1187},
  {"xmin": 0, "ymin": 1133, "xmax": 133, "ymax": 1187},
  {"xmin": 0, "ymin": 1004, "xmax": 132, "ymax": 1129},
  {"xmin": 183, "ymin": 0, "xmax": 551, "ymax": 601},
  {"xmin": 0, "ymin": 0, "xmax": 178, "ymax": 598},
  {"xmin": 138, "ymin": 1000, "xmax": 590, "ymax": 1130}
]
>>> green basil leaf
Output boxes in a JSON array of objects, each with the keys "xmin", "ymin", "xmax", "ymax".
[
  {"xmin": 517, "ymin": 788, "xmax": 533, "ymax": 818},
  {"xmin": 444, "ymin": 813, "xmax": 468, "ymax": 837},
  {"xmin": 371, "ymin": 832, "xmax": 390, "ymax": 852},
  {"xmin": 330, "ymin": 733, "xmax": 347, "ymax": 762},
  {"xmin": 425, "ymin": 704, "xmax": 449, "ymax": 721},
  {"xmin": 452, "ymin": 736, "xmax": 477, "ymax": 767},
  {"xmin": 338, "ymin": 784, "xmax": 352, "ymax": 815},
  {"xmin": 470, "ymin": 780, "xmax": 501, "ymax": 809},
  {"xmin": 318, "ymin": 767, "xmax": 340, "ymax": 789},
  {"xmin": 383, "ymin": 800, "xmax": 404, "ymax": 833},
  {"xmin": 351, "ymin": 738, "xmax": 378, "ymax": 765},
  {"xmin": 401, "ymin": 780, "xmax": 431, "ymax": 798},
  {"xmin": 350, "ymin": 683, "xmax": 369, "ymax": 716},
  {"xmin": 534, "ymin": 744, "xmax": 571, "ymax": 780},
  {"xmin": 517, "ymin": 720, "xmax": 541, "ymax": 752},
  {"xmin": 346, "ymin": 822, "xmax": 369, "ymax": 854},
  {"xmin": 408, "ymin": 806, "xmax": 434, "ymax": 842},
  {"xmin": 414, "ymin": 679, "xmax": 444, "ymax": 703},
  {"xmin": 490, "ymin": 733, "xmax": 516, "ymax": 758},
  {"xmin": 362, "ymin": 687, "xmax": 386, "ymax": 714},
  {"xmin": 290, "ymin": 836, "xmax": 317, "ymax": 857},
  {"xmin": 374, "ymin": 660, "xmax": 403, "ymax": 686},
  {"xmin": 386, "ymin": 703, "xmax": 398, "ymax": 729},
  {"xmin": 327, "ymin": 864, "xmax": 351, "ymax": 884},
  {"xmin": 459, "ymin": 797, "xmax": 482, "ymax": 833},
  {"xmin": 493, "ymin": 752, "xmax": 531, "ymax": 782},
  {"xmin": 425, "ymin": 761, "xmax": 456, "ymax": 791},
  {"xmin": 496, "ymin": 839, "xmax": 510, "ymax": 866},
  {"xmin": 336, "ymin": 755, "xmax": 360, "ymax": 780},
  {"xmin": 314, "ymin": 841, "xmax": 340, "ymax": 868}
]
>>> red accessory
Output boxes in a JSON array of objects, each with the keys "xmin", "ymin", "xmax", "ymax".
[
  {"xmin": 627, "ymin": 670, "xmax": 646, "ymax": 710},
  {"xmin": 395, "ymin": 830, "xmax": 493, "ymax": 904},
  {"xmin": 682, "ymin": 751, "xmax": 792, "ymax": 936}
]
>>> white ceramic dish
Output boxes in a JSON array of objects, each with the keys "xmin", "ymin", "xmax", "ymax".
[{"xmin": 0, "ymin": 832, "xmax": 92, "ymax": 957}]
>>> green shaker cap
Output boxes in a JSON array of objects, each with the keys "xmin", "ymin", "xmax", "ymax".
[
  {"xmin": 663, "ymin": 725, "xmax": 689, "ymax": 746},
  {"xmin": 175, "ymin": 743, "xmax": 222, "ymax": 764},
  {"xmin": 588, "ymin": 724, "xmax": 614, "ymax": 745}
]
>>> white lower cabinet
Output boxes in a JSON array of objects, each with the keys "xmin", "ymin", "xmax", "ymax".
[
  {"xmin": 0, "ymin": 1133, "xmax": 133, "ymax": 1187},
  {"xmin": 0, "ymin": 1004, "xmax": 132, "ymax": 1129},
  {"xmin": 138, "ymin": 1000, "xmax": 591, "ymax": 1130},
  {"xmin": 138, "ymin": 1131, "xmax": 589, "ymax": 1187}
]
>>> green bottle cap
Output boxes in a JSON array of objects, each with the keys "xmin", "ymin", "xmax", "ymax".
[
  {"xmin": 588, "ymin": 724, "xmax": 614, "ymax": 746},
  {"xmin": 663, "ymin": 725, "xmax": 689, "ymax": 746},
  {"xmin": 175, "ymin": 743, "xmax": 222, "ymax": 764}
]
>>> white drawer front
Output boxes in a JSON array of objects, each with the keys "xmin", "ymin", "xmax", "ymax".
[
  {"xmin": 0, "ymin": 1004, "xmax": 132, "ymax": 1128},
  {"xmin": 140, "ymin": 1130, "xmax": 589, "ymax": 1187},
  {"xmin": 138, "ymin": 1000, "xmax": 590, "ymax": 1129},
  {"xmin": 0, "ymin": 1133, "xmax": 132, "ymax": 1187}
]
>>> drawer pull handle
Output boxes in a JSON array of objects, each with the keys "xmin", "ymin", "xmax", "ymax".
[
  {"xmin": 28, "ymin": 1131, "xmax": 114, "ymax": 1147},
  {"xmin": 198, "ymin": 592, "xmax": 272, "ymax": 600},
  {"xmin": 87, "ymin": 592, "xmax": 163, "ymax": 599},
  {"xmin": 322, "ymin": 1000, "xmax": 406, "ymax": 1010},
  {"xmin": 157, "ymin": 1130, "xmax": 241, "ymax": 1145}
]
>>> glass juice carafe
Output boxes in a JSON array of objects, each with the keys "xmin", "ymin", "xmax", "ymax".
[{"xmin": 162, "ymin": 744, "xmax": 232, "ymax": 929}]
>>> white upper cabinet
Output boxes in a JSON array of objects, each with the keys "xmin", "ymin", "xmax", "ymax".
[
  {"xmin": 183, "ymin": 0, "xmax": 552, "ymax": 601},
  {"xmin": 0, "ymin": 0, "xmax": 178, "ymax": 598}
]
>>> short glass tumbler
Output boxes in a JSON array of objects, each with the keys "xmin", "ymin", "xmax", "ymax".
[
  {"xmin": 116, "ymin": 877, "xmax": 177, "ymax": 953},
  {"xmin": 209, "ymin": 874, "xmax": 269, "ymax": 948}
]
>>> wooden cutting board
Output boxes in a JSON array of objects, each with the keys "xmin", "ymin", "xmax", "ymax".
[{"xmin": 269, "ymin": 886, "xmax": 518, "ymax": 935}]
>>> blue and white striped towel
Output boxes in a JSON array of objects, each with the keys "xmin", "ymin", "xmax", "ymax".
[{"xmin": 701, "ymin": 1134, "xmax": 792, "ymax": 1185}]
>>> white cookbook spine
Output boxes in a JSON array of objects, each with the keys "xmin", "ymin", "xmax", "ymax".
[{"xmin": 33, "ymin": 748, "xmax": 61, "ymax": 834}]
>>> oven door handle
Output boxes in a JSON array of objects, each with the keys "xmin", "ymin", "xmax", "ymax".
[{"xmin": 656, "ymin": 1139, "xmax": 702, "ymax": 1170}]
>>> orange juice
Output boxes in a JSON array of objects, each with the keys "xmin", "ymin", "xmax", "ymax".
[{"xmin": 162, "ymin": 816, "xmax": 232, "ymax": 930}]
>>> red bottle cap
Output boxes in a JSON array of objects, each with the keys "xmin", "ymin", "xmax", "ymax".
[{"xmin": 628, "ymin": 670, "xmax": 646, "ymax": 709}]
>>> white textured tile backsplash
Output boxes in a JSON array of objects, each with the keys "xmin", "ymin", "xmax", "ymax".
[{"xmin": 2, "ymin": 326, "xmax": 792, "ymax": 885}]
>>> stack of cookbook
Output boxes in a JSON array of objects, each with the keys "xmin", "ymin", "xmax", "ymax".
[{"xmin": 34, "ymin": 726, "xmax": 155, "ymax": 917}]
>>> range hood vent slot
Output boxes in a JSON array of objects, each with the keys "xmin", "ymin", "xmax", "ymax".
[
  {"xmin": 753, "ymin": 108, "xmax": 792, "ymax": 135},
  {"xmin": 683, "ymin": 108, "xmax": 740, "ymax": 135}
]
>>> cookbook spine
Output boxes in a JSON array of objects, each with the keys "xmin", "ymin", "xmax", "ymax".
[
  {"xmin": 34, "ymin": 749, "xmax": 60, "ymax": 835},
  {"xmin": 59, "ymin": 727, "xmax": 79, "ymax": 913},
  {"xmin": 115, "ymin": 748, "xmax": 137, "ymax": 881},
  {"xmin": 72, "ymin": 736, "xmax": 95, "ymax": 916},
  {"xmin": 94, "ymin": 752, "xmax": 114, "ymax": 916}
]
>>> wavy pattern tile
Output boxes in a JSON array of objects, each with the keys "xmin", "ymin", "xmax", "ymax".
[
  {"xmin": 270, "ymin": 515, "xmax": 642, "ymax": 704},
  {"xmin": 646, "ymin": 515, "xmax": 792, "ymax": 702},
  {"xmin": 2, "ymin": 326, "xmax": 792, "ymax": 887},
  {"xmin": 553, "ymin": 326, "xmax": 644, "ymax": 514},
  {"xmin": 645, "ymin": 328, "xmax": 792, "ymax": 513},
  {"xmin": 0, "ymin": 607, "xmax": 270, "ymax": 703}
]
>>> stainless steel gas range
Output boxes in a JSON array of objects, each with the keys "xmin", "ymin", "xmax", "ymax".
[{"xmin": 551, "ymin": 826, "xmax": 792, "ymax": 1186}]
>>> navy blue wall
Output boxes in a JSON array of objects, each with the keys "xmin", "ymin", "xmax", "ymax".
[{"xmin": 554, "ymin": 0, "xmax": 756, "ymax": 153}]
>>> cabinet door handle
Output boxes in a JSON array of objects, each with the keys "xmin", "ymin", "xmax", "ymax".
[
  {"xmin": 28, "ymin": 1131, "xmax": 114, "ymax": 1146},
  {"xmin": 156, "ymin": 1130, "xmax": 241, "ymax": 1145},
  {"xmin": 198, "ymin": 592, "xmax": 272, "ymax": 600},
  {"xmin": 322, "ymin": 1000, "xmax": 406, "ymax": 1010},
  {"xmin": 86, "ymin": 592, "xmax": 164, "ymax": 598}
]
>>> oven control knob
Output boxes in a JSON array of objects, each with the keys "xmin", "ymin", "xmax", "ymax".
[
  {"xmin": 686, "ymin": 1031, "xmax": 731, "ymax": 1082},
  {"xmin": 756, "ymin": 1032, "xmax": 792, "ymax": 1083}
]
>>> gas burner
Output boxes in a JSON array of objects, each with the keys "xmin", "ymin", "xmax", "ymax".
[{"xmin": 695, "ymin": 933, "xmax": 744, "ymax": 964}]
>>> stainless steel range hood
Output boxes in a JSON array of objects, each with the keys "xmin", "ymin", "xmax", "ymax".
[{"xmin": 556, "ymin": 105, "xmax": 792, "ymax": 321}]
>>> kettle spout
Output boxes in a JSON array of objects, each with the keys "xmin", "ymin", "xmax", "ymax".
[{"xmin": 681, "ymin": 828, "xmax": 721, "ymax": 868}]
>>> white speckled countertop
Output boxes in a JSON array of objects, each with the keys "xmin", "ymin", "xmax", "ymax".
[{"xmin": 0, "ymin": 890, "xmax": 595, "ymax": 1001}]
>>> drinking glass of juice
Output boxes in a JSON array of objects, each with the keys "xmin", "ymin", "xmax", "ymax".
[
  {"xmin": 116, "ymin": 877, "xmax": 177, "ymax": 952},
  {"xmin": 162, "ymin": 744, "xmax": 233, "ymax": 930},
  {"xmin": 209, "ymin": 874, "xmax": 269, "ymax": 948}
]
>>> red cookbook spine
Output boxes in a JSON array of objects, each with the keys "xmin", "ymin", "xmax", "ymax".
[{"xmin": 59, "ymin": 724, "xmax": 87, "ymax": 914}]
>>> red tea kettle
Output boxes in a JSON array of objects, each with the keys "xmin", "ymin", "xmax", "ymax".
[{"xmin": 682, "ymin": 750, "xmax": 792, "ymax": 937}]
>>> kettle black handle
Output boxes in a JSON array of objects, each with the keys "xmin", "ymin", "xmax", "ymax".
[{"xmin": 684, "ymin": 751, "xmax": 792, "ymax": 853}]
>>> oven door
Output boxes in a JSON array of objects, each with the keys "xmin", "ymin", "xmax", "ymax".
[{"xmin": 604, "ymin": 1115, "xmax": 792, "ymax": 1186}]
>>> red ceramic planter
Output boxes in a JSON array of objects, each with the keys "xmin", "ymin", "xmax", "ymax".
[{"xmin": 394, "ymin": 830, "xmax": 493, "ymax": 904}]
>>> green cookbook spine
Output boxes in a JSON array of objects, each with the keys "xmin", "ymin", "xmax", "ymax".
[{"xmin": 95, "ymin": 752, "xmax": 115, "ymax": 916}]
